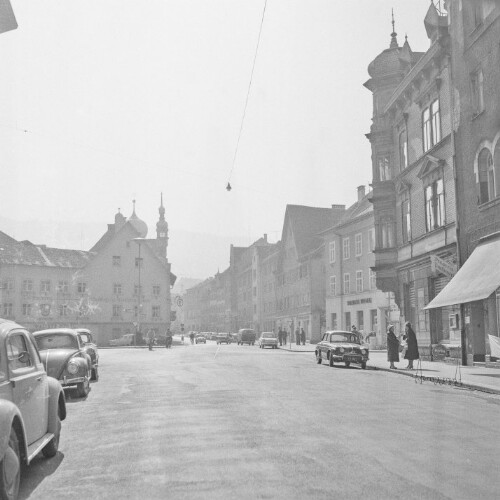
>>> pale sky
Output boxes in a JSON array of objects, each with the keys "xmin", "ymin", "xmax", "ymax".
[{"xmin": 1, "ymin": 1, "xmax": 433, "ymax": 277}]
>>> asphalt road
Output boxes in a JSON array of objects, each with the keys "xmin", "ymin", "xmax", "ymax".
[{"xmin": 19, "ymin": 342, "xmax": 500, "ymax": 499}]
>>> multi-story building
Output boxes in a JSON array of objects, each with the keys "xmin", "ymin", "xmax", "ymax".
[
  {"xmin": 0, "ymin": 199, "xmax": 175, "ymax": 345},
  {"xmin": 365, "ymin": 4, "xmax": 460, "ymax": 358},
  {"xmin": 322, "ymin": 186, "xmax": 399, "ymax": 347},
  {"xmin": 426, "ymin": 0, "xmax": 500, "ymax": 364}
]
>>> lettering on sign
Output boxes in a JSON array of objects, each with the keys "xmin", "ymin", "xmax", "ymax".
[
  {"xmin": 430, "ymin": 254, "xmax": 456, "ymax": 277},
  {"xmin": 346, "ymin": 298, "xmax": 372, "ymax": 306}
]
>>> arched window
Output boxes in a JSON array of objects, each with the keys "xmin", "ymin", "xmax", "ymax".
[{"xmin": 477, "ymin": 148, "xmax": 495, "ymax": 204}]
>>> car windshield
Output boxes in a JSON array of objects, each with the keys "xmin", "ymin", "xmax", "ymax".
[
  {"xmin": 79, "ymin": 333, "xmax": 90, "ymax": 343},
  {"xmin": 328, "ymin": 333, "xmax": 359, "ymax": 343},
  {"xmin": 36, "ymin": 334, "xmax": 79, "ymax": 350}
]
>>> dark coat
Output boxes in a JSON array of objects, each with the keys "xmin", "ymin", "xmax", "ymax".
[
  {"xmin": 387, "ymin": 329, "xmax": 400, "ymax": 362},
  {"xmin": 404, "ymin": 326, "xmax": 419, "ymax": 360}
]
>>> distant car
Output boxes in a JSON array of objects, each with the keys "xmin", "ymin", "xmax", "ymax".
[
  {"xmin": 237, "ymin": 328, "xmax": 256, "ymax": 346},
  {"xmin": 315, "ymin": 330, "xmax": 369, "ymax": 369},
  {"xmin": 195, "ymin": 335, "xmax": 207, "ymax": 344},
  {"xmin": 216, "ymin": 333, "xmax": 231, "ymax": 344},
  {"xmin": 258, "ymin": 332, "xmax": 278, "ymax": 349},
  {"xmin": 76, "ymin": 328, "xmax": 99, "ymax": 381},
  {"xmin": 230, "ymin": 332, "xmax": 238, "ymax": 343},
  {"xmin": 33, "ymin": 328, "xmax": 93, "ymax": 397},
  {"xmin": 0, "ymin": 319, "xmax": 67, "ymax": 500},
  {"xmin": 109, "ymin": 333, "xmax": 135, "ymax": 346}
]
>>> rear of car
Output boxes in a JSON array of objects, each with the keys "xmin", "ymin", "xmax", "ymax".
[
  {"xmin": 237, "ymin": 329, "xmax": 256, "ymax": 346},
  {"xmin": 259, "ymin": 332, "xmax": 278, "ymax": 349},
  {"xmin": 216, "ymin": 333, "xmax": 231, "ymax": 344}
]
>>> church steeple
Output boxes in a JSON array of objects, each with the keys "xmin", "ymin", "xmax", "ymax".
[
  {"xmin": 390, "ymin": 9, "xmax": 399, "ymax": 48},
  {"xmin": 156, "ymin": 193, "xmax": 169, "ymax": 256}
]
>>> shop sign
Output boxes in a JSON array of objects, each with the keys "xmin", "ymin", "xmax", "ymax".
[
  {"xmin": 430, "ymin": 255, "xmax": 456, "ymax": 277},
  {"xmin": 346, "ymin": 298, "xmax": 372, "ymax": 306}
]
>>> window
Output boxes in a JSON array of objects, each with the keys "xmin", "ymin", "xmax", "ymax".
[
  {"xmin": 356, "ymin": 271, "xmax": 363, "ymax": 293},
  {"xmin": 423, "ymin": 99, "xmax": 441, "ymax": 152},
  {"xmin": 22, "ymin": 280, "xmax": 33, "ymax": 292},
  {"xmin": 112, "ymin": 255, "xmax": 121, "ymax": 266},
  {"xmin": 355, "ymin": 233, "xmax": 362, "ymax": 257},
  {"xmin": 40, "ymin": 280, "xmax": 51, "ymax": 293},
  {"xmin": 401, "ymin": 195, "xmax": 411, "ymax": 243},
  {"xmin": 343, "ymin": 273, "xmax": 350, "ymax": 295},
  {"xmin": 152, "ymin": 306, "xmax": 160, "ymax": 318},
  {"xmin": 2, "ymin": 280, "xmax": 13, "ymax": 291},
  {"xmin": 345, "ymin": 312, "xmax": 351, "ymax": 330},
  {"xmin": 331, "ymin": 313, "xmax": 337, "ymax": 330},
  {"xmin": 425, "ymin": 178, "xmax": 445, "ymax": 231},
  {"xmin": 153, "ymin": 285, "xmax": 160, "ymax": 296},
  {"xmin": 22, "ymin": 304, "xmax": 32, "ymax": 316},
  {"xmin": 3, "ymin": 304, "xmax": 13, "ymax": 316},
  {"xmin": 471, "ymin": 69, "xmax": 484, "ymax": 115},
  {"xmin": 135, "ymin": 257, "xmax": 143, "ymax": 268},
  {"xmin": 370, "ymin": 309, "xmax": 378, "ymax": 331},
  {"xmin": 329, "ymin": 241, "xmax": 336, "ymax": 263},
  {"xmin": 112, "ymin": 305, "xmax": 122, "ymax": 318},
  {"xmin": 399, "ymin": 130, "xmax": 408, "ymax": 170},
  {"xmin": 370, "ymin": 269, "xmax": 376, "ymax": 290},
  {"xmin": 59, "ymin": 304, "xmax": 69, "ymax": 316},
  {"xmin": 77, "ymin": 282, "xmax": 87, "ymax": 294},
  {"xmin": 357, "ymin": 311, "xmax": 364, "ymax": 331},
  {"xmin": 7, "ymin": 334, "xmax": 31, "ymax": 371},
  {"xmin": 477, "ymin": 148, "xmax": 495, "ymax": 204},
  {"xmin": 57, "ymin": 281, "xmax": 69, "ymax": 293},
  {"xmin": 329, "ymin": 276, "xmax": 336, "ymax": 296},
  {"xmin": 113, "ymin": 283, "xmax": 122, "ymax": 295},
  {"xmin": 378, "ymin": 156, "xmax": 391, "ymax": 181},
  {"xmin": 343, "ymin": 237, "xmax": 350, "ymax": 260},
  {"xmin": 134, "ymin": 305, "xmax": 139, "ymax": 317},
  {"xmin": 380, "ymin": 222, "xmax": 395, "ymax": 248},
  {"xmin": 368, "ymin": 228, "xmax": 376, "ymax": 252}
]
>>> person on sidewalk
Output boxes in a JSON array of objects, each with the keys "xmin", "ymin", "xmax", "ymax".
[
  {"xmin": 300, "ymin": 327, "xmax": 306, "ymax": 346},
  {"xmin": 283, "ymin": 329, "xmax": 288, "ymax": 345},
  {"xmin": 295, "ymin": 327, "xmax": 300, "ymax": 346},
  {"xmin": 403, "ymin": 321, "xmax": 419, "ymax": 369},
  {"xmin": 278, "ymin": 327, "xmax": 283, "ymax": 346},
  {"xmin": 387, "ymin": 324, "xmax": 399, "ymax": 369}
]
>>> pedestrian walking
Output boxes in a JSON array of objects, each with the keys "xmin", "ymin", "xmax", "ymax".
[
  {"xmin": 283, "ymin": 329, "xmax": 287, "ymax": 345},
  {"xmin": 300, "ymin": 327, "xmax": 306, "ymax": 346},
  {"xmin": 165, "ymin": 329, "xmax": 173, "ymax": 349},
  {"xmin": 189, "ymin": 331, "xmax": 195, "ymax": 344},
  {"xmin": 386, "ymin": 324, "xmax": 399, "ymax": 369},
  {"xmin": 148, "ymin": 329, "xmax": 156, "ymax": 351},
  {"xmin": 403, "ymin": 321, "xmax": 419, "ymax": 369},
  {"xmin": 278, "ymin": 327, "xmax": 283, "ymax": 346},
  {"xmin": 295, "ymin": 327, "xmax": 300, "ymax": 346}
]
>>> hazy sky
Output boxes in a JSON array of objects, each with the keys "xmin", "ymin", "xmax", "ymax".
[{"xmin": 1, "ymin": 1, "xmax": 433, "ymax": 277}]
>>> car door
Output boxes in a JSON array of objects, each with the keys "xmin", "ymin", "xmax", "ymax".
[
  {"xmin": 7, "ymin": 330, "xmax": 49, "ymax": 445},
  {"xmin": 318, "ymin": 333, "xmax": 328, "ymax": 359}
]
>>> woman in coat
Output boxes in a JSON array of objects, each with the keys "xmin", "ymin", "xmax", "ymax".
[
  {"xmin": 403, "ymin": 321, "xmax": 419, "ymax": 369},
  {"xmin": 387, "ymin": 324, "xmax": 399, "ymax": 369}
]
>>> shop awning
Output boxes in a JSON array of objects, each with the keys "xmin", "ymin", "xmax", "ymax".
[{"xmin": 425, "ymin": 236, "xmax": 500, "ymax": 309}]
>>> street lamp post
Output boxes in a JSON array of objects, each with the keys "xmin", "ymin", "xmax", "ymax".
[{"xmin": 133, "ymin": 238, "xmax": 145, "ymax": 346}]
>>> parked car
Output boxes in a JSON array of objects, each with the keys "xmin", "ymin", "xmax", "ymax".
[
  {"xmin": 109, "ymin": 333, "xmax": 135, "ymax": 346},
  {"xmin": 230, "ymin": 332, "xmax": 239, "ymax": 343},
  {"xmin": 0, "ymin": 319, "xmax": 67, "ymax": 500},
  {"xmin": 76, "ymin": 328, "xmax": 99, "ymax": 381},
  {"xmin": 216, "ymin": 333, "xmax": 231, "ymax": 344},
  {"xmin": 315, "ymin": 330, "xmax": 369, "ymax": 369},
  {"xmin": 195, "ymin": 334, "xmax": 207, "ymax": 344},
  {"xmin": 258, "ymin": 332, "xmax": 278, "ymax": 349},
  {"xmin": 33, "ymin": 328, "xmax": 93, "ymax": 397},
  {"xmin": 237, "ymin": 328, "xmax": 256, "ymax": 346}
]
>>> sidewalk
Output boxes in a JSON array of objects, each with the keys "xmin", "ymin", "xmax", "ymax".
[{"xmin": 279, "ymin": 344, "xmax": 500, "ymax": 395}]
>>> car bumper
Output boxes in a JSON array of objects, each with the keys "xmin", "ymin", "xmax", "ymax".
[
  {"xmin": 332, "ymin": 354, "xmax": 369, "ymax": 363},
  {"xmin": 61, "ymin": 375, "xmax": 86, "ymax": 387},
  {"xmin": 262, "ymin": 342, "xmax": 278, "ymax": 347}
]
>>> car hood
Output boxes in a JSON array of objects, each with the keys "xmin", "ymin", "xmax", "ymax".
[
  {"xmin": 39, "ymin": 348, "xmax": 79, "ymax": 379},
  {"xmin": 326, "ymin": 342, "xmax": 365, "ymax": 349}
]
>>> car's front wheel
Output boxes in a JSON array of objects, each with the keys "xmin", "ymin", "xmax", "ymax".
[
  {"xmin": 42, "ymin": 413, "xmax": 61, "ymax": 458},
  {"xmin": 329, "ymin": 353, "xmax": 334, "ymax": 367},
  {"xmin": 345, "ymin": 361, "xmax": 351, "ymax": 368},
  {"xmin": 316, "ymin": 351, "xmax": 322, "ymax": 364},
  {"xmin": 91, "ymin": 365, "xmax": 99, "ymax": 382},
  {"xmin": 0, "ymin": 428, "xmax": 20, "ymax": 500},
  {"xmin": 361, "ymin": 361, "xmax": 367, "ymax": 370},
  {"xmin": 76, "ymin": 377, "xmax": 90, "ymax": 398}
]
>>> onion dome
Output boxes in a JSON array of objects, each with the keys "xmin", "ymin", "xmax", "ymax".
[{"xmin": 127, "ymin": 200, "xmax": 148, "ymax": 237}]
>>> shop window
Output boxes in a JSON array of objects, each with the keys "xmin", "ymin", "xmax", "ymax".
[
  {"xmin": 357, "ymin": 311, "xmax": 364, "ymax": 331},
  {"xmin": 370, "ymin": 309, "xmax": 378, "ymax": 331}
]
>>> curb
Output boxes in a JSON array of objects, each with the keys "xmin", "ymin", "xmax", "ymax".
[{"xmin": 278, "ymin": 347, "xmax": 315, "ymax": 353}]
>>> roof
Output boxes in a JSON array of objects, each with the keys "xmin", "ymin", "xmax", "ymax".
[
  {"xmin": 0, "ymin": 230, "xmax": 17, "ymax": 246},
  {"xmin": 320, "ymin": 194, "xmax": 373, "ymax": 235},
  {"xmin": 283, "ymin": 205, "xmax": 334, "ymax": 257},
  {"xmin": 33, "ymin": 328, "xmax": 79, "ymax": 336},
  {"xmin": 0, "ymin": 240, "xmax": 92, "ymax": 268}
]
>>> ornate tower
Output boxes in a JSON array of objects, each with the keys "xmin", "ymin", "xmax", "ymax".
[{"xmin": 156, "ymin": 193, "xmax": 169, "ymax": 258}]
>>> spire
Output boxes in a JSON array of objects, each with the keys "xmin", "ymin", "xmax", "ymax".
[
  {"xmin": 156, "ymin": 192, "xmax": 169, "ymax": 245},
  {"xmin": 159, "ymin": 192, "xmax": 165, "ymax": 220},
  {"xmin": 390, "ymin": 9, "xmax": 399, "ymax": 48},
  {"xmin": 132, "ymin": 199, "xmax": 136, "ymax": 216}
]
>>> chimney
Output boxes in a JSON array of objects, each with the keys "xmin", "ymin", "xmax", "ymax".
[
  {"xmin": 331, "ymin": 204, "xmax": 346, "ymax": 224},
  {"xmin": 357, "ymin": 185, "xmax": 366, "ymax": 202},
  {"xmin": 263, "ymin": 233, "xmax": 267, "ymax": 242}
]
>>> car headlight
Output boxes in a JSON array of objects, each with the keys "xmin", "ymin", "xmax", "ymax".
[
  {"xmin": 339, "ymin": 347, "xmax": 345, "ymax": 353},
  {"xmin": 361, "ymin": 349, "xmax": 367, "ymax": 355},
  {"xmin": 67, "ymin": 360, "xmax": 79, "ymax": 375}
]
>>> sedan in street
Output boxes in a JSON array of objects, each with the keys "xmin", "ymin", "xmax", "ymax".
[{"xmin": 315, "ymin": 330, "xmax": 369, "ymax": 369}]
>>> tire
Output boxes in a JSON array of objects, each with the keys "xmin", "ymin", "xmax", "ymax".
[
  {"xmin": 0, "ymin": 428, "xmax": 20, "ymax": 500},
  {"xmin": 76, "ymin": 377, "xmax": 90, "ymax": 398},
  {"xmin": 329, "ymin": 353, "xmax": 334, "ymax": 367},
  {"xmin": 361, "ymin": 361, "xmax": 367, "ymax": 370},
  {"xmin": 345, "ymin": 361, "xmax": 351, "ymax": 368},
  {"xmin": 42, "ymin": 414, "xmax": 61, "ymax": 458},
  {"xmin": 316, "ymin": 351, "xmax": 322, "ymax": 364},
  {"xmin": 91, "ymin": 366, "xmax": 99, "ymax": 382}
]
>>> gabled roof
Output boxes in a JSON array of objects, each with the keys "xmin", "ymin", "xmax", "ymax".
[
  {"xmin": 321, "ymin": 194, "xmax": 373, "ymax": 234},
  {"xmin": 0, "ymin": 231, "xmax": 17, "ymax": 246}
]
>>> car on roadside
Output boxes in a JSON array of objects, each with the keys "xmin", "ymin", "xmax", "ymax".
[
  {"xmin": 236, "ymin": 328, "xmax": 256, "ymax": 346},
  {"xmin": 258, "ymin": 331, "xmax": 278, "ymax": 349},
  {"xmin": 0, "ymin": 319, "xmax": 67, "ymax": 500},
  {"xmin": 216, "ymin": 333, "xmax": 231, "ymax": 344},
  {"xmin": 195, "ymin": 334, "xmax": 207, "ymax": 344},
  {"xmin": 109, "ymin": 333, "xmax": 135, "ymax": 346},
  {"xmin": 315, "ymin": 330, "xmax": 369, "ymax": 369},
  {"xmin": 76, "ymin": 328, "xmax": 99, "ymax": 381},
  {"xmin": 33, "ymin": 328, "xmax": 93, "ymax": 398}
]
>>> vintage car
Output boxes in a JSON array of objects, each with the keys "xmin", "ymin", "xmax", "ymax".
[
  {"xmin": 258, "ymin": 332, "xmax": 278, "ymax": 349},
  {"xmin": 109, "ymin": 333, "xmax": 135, "ymax": 346},
  {"xmin": 195, "ymin": 334, "xmax": 207, "ymax": 344},
  {"xmin": 236, "ymin": 328, "xmax": 256, "ymax": 346},
  {"xmin": 0, "ymin": 319, "xmax": 67, "ymax": 500},
  {"xmin": 315, "ymin": 330, "xmax": 369, "ymax": 369},
  {"xmin": 33, "ymin": 328, "xmax": 93, "ymax": 397},
  {"xmin": 216, "ymin": 333, "xmax": 231, "ymax": 345},
  {"xmin": 76, "ymin": 328, "xmax": 99, "ymax": 381}
]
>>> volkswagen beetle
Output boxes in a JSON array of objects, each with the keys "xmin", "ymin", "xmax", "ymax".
[
  {"xmin": 33, "ymin": 328, "xmax": 93, "ymax": 398},
  {"xmin": 0, "ymin": 319, "xmax": 66, "ymax": 500},
  {"xmin": 76, "ymin": 328, "xmax": 99, "ymax": 381},
  {"xmin": 315, "ymin": 330, "xmax": 369, "ymax": 369}
]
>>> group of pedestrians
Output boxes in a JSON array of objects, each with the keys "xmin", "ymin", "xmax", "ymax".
[
  {"xmin": 277, "ymin": 327, "xmax": 288, "ymax": 346},
  {"xmin": 277, "ymin": 327, "xmax": 307, "ymax": 346},
  {"xmin": 387, "ymin": 321, "xmax": 419, "ymax": 370}
]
